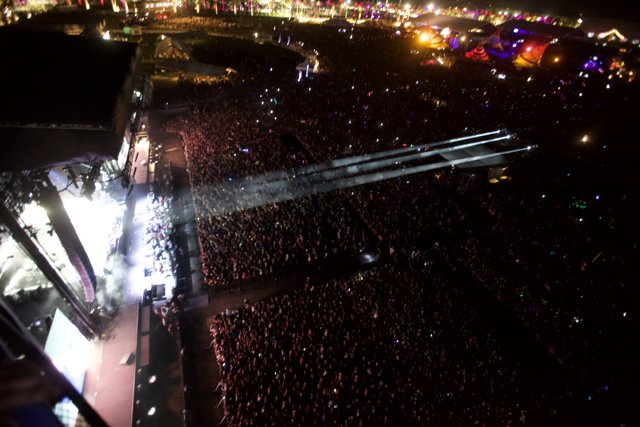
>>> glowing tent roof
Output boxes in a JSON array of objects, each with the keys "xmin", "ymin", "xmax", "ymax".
[
  {"xmin": 514, "ymin": 42, "xmax": 550, "ymax": 68},
  {"xmin": 465, "ymin": 45, "xmax": 490, "ymax": 62},
  {"xmin": 597, "ymin": 28, "xmax": 627, "ymax": 42}
]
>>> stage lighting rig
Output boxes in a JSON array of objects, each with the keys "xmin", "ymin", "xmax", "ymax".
[
  {"xmin": 64, "ymin": 166, "xmax": 80, "ymax": 190},
  {"xmin": 80, "ymin": 163, "xmax": 102, "ymax": 200}
]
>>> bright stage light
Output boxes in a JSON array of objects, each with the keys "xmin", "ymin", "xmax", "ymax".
[
  {"xmin": 18, "ymin": 202, "xmax": 82, "ymax": 284},
  {"xmin": 61, "ymin": 193, "xmax": 124, "ymax": 273},
  {"xmin": 419, "ymin": 32, "xmax": 429, "ymax": 42},
  {"xmin": 5, "ymin": 267, "xmax": 27, "ymax": 296}
]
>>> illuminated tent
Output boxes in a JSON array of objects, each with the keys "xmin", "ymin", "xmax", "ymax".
[
  {"xmin": 465, "ymin": 44, "xmax": 490, "ymax": 62},
  {"xmin": 597, "ymin": 28, "xmax": 627, "ymax": 42},
  {"xmin": 514, "ymin": 42, "xmax": 549, "ymax": 68},
  {"xmin": 155, "ymin": 35, "xmax": 192, "ymax": 60},
  {"xmin": 579, "ymin": 17, "xmax": 640, "ymax": 44},
  {"xmin": 417, "ymin": 28, "xmax": 448, "ymax": 49}
]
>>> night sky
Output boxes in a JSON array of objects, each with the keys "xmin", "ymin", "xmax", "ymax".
[{"xmin": 448, "ymin": 0, "xmax": 640, "ymax": 21}]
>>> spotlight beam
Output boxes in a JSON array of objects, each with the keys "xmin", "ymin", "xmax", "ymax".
[
  {"xmin": 202, "ymin": 146, "xmax": 529, "ymax": 215},
  {"xmin": 236, "ymin": 134, "xmax": 512, "ymax": 196},
  {"xmin": 317, "ymin": 147, "xmax": 530, "ymax": 193},
  {"xmin": 236, "ymin": 130, "xmax": 506, "ymax": 187},
  {"xmin": 296, "ymin": 129, "xmax": 506, "ymax": 174}
]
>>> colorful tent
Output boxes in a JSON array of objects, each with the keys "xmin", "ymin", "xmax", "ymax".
[
  {"xmin": 417, "ymin": 28, "xmax": 448, "ymax": 49},
  {"xmin": 513, "ymin": 42, "xmax": 549, "ymax": 68},
  {"xmin": 464, "ymin": 44, "xmax": 490, "ymax": 62}
]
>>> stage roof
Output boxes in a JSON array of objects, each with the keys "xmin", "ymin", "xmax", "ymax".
[{"xmin": 0, "ymin": 27, "xmax": 139, "ymax": 171}]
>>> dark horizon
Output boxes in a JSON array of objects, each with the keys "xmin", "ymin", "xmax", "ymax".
[{"xmin": 445, "ymin": 0, "xmax": 640, "ymax": 22}]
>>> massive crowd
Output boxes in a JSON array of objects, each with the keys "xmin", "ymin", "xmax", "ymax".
[
  {"xmin": 211, "ymin": 250, "xmax": 550, "ymax": 426},
  {"xmin": 165, "ymin": 93, "xmax": 375, "ymax": 287},
  {"xmin": 158, "ymin": 22, "xmax": 640, "ymax": 425}
]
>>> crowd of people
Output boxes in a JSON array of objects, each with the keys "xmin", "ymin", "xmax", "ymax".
[
  {"xmin": 212, "ymin": 250, "xmax": 549, "ymax": 426},
  {"xmin": 165, "ymin": 91, "xmax": 376, "ymax": 287},
  {"xmin": 156, "ymin": 20, "xmax": 640, "ymax": 425}
]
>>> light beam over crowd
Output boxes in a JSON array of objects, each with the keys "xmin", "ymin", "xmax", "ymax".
[{"xmin": 192, "ymin": 131, "xmax": 529, "ymax": 216}]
